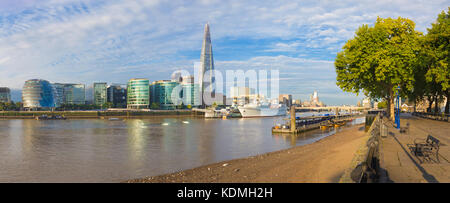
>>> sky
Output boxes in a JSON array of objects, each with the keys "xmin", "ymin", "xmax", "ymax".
[{"xmin": 0, "ymin": 0, "xmax": 448, "ymax": 104}]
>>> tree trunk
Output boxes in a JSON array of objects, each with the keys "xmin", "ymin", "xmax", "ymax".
[
  {"xmin": 389, "ymin": 88, "xmax": 395, "ymax": 121},
  {"xmin": 434, "ymin": 96, "xmax": 439, "ymax": 113},
  {"xmin": 414, "ymin": 100, "xmax": 417, "ymax": 112},
  {"xmin": 445, "ymin": 90, "xmax": 449, "ymax": 114},
  {"xmin": 427, "ymin": 96, "xmax": 433, "ymax": 113}
]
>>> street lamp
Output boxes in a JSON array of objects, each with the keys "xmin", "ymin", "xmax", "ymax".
[{"xmin": 395, "ymin": 85, "xmax": 401, "ymax": 129}]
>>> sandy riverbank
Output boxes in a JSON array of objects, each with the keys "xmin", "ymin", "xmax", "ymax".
[{"xmin": 127, "ymin": 123, "xmax": 367, "ymax": 183}]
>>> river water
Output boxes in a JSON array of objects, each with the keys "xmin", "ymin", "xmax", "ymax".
[{"xmin": 0, "ymin": 114, "xmax": 364, "ymax": 182}]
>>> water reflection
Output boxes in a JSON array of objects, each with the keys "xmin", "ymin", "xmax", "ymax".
[{"xmin": 0, "ymin": 116, "xmax": 364, "ymax": 182}]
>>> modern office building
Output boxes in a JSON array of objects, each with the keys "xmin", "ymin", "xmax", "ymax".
[
  {"xmin": 0, "ymin": 87, "xmax": 11, "ymax": 103},
  {"xmin": 108, "ymin": 84, "xmax": 127, "ymax": 108},
  {"xmin": 64, "ymin": 84, "xmax": 86, "ymax": 105},
  {"xmin": 198, "ymin": 23, "xmax": 216, "ymax": 107},
  {"xmin": 181, "ymin": 76, "xmax": 200, "ymax": 107},
  {"xmin": 279, "ymin": 94, "xmax": 293, "ymax": 107},
  {"xmin": 127, "ymin": 79, "xmax": 149, "ymax": 109},
  {"xmin": 52, "ymin": 83, "xmax": 65, "ymax": 107},
  {"xmin": 150, "ymin": 80, "xmax": 179, "ymax": 110},
  {"xmin": 93, "ymin": 82, "xmax": 107, "ymax": 106},
  {"xmin": 22, "ymin": 79, "xmax": 57, "ymax": 109}
]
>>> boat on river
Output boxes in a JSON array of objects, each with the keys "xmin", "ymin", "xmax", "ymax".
[{"xmin": 35, "ymin": 115, "xmax": 67, "ymax": 120}]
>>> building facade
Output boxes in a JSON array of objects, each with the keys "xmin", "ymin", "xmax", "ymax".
[
  {"xmin": 150, "ymin": 80, "xmax": 179, "ymax": 110},
  {"xmin": 65, "ymin": 84, "xmax": 86, "ymax": 105},
  {"xmin": 107, "ymin": 84, "xmax": 127, "ymax": 108},
  {"xmin": 52, "ymin": 83, "xmax": 65, "ymax": 107},
  {"xmin": 93, "ymin": 82, "xmax": 107, "ymax": 106},
  {"xmin": 303, "ymin": 90, "xmax": 325, "ymax": 107},
  {"xmin": 22, "ymin": 79, "xmax": 57, "ymax": 109},
  {"xmin": 278, "ymin": 94, "xmax": 293, "ymax": 107},
  {"xmin": 0, "ymin": 87, "xmax": 11, "ymax": 103},
  {"xmin": 180, "ymin": 76, "xmax": 200, "ymax": 107},
  {"xmin": 127, "ymin": 79, "xmax": 149, "ymax": 109}
]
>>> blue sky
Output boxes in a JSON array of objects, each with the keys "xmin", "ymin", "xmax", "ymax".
[{"xmin": 0, "ymin": 0, "xmax": 448, "ymax": 104}]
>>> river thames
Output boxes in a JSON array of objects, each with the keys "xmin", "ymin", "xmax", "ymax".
[{"xmin": 0, "ymin": 115, "xmax": 364, "ymax": 182}]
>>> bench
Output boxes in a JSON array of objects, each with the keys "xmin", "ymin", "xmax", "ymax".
[{"xmin": 414, "ymin": 135, "xmax": 440, "ymax": 163}]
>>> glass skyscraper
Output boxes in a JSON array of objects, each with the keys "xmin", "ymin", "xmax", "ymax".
[
  {"xmin": 0, "ymin": 87, "xmax": 11, "ymax": 103},
  {"xmin": 93, "ymin": 82, "xmax": 107, "ymax": 106},
  {"xmin": 22, "ymin": 79, "xmax": 56, "ymax": 109},
  {"xmin": 199, "ymin": 23, "xmax": 216, "ymax": 106},
  {"xmin": 127, "ymin": 79, "xmax": 149, "ymax": 109}
]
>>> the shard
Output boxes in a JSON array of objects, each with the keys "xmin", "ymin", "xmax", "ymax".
[{"xmin": 199, "ymin": 23, "xmax": 215, "ymax": 106}]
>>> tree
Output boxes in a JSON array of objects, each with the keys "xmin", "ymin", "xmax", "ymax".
[
  {"xmin": 150, "ymin": 102, "xmax": 160, "ymax": 109},
  {"xmin": 377, "ymin": 101, "xmax": 387, "ymax": 109},
  {"xmin": 335, "ymin": 17, "xmax": 422, "ymax": 120},
  {"xmin": 422, "ymin": 8, "xmax": 450, "ymax": 113},
  {"xmin": 177, "ymin": 103, "xmax": 185, "ymax": 109},
  {"xmin": 104, "ymin": 102, "xmax": 113, "ymax": 109}
]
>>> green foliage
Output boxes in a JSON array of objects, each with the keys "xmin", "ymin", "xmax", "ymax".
[
  {"xmin": 57, "ymin": 103, "xmax": 100, "ymax": 111},
  {"xmin": 424, "ymin": 8, "xmax": 450, "ymax": 92},
  {"xmin": 150, "ymin": 102, "xmax": 160, "ymax": 109},
  {"xmin": 335, "ymin": 17, "xmax": 422, "ymax": 97},
  {"xmin": 176, "ymin": 103, "xmax": 185, "ymax": 109},
  {"xmin": 377, "ymin": 101, "xmax": 387, "ymax": 109},
  {"xmin": 414, "ymin": 7, "xmax": 450, "ymax": 113},
  {"xmin": 335, "ymin": 17, "xmax": 422, "ymax": 118},
  {"xmin": 104, "ymin": 102, "xmax": 113, "ymax": 109},
  {"xmin": 0, "ymin": 102, "xmax": 22, "ymax": 111}
]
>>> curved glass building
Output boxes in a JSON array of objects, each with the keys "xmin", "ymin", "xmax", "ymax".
[
  {"xmin": 127, "ymin": 79, "xmax": 149, "ymax": 109},
  {"xmin": 22, "ymin": 79, "xmax": 56, "ymax": 109}
]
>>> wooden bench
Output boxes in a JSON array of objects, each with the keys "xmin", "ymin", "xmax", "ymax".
[{"xmin": 414, "ymin": 135, "xmax": 440, "ymax": 163}]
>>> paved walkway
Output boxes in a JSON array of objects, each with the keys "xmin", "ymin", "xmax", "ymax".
[{"xmin": 380, "ymin": 114, "xmax": 450, "ymax": 183}]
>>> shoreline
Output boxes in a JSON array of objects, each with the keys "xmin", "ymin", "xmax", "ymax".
[
  {"xmin": 126, "ymin": 123, "xmax": 368, "ymax": 183},
  {"xmin": 0, "ymin": 110, "xmax": 197, "ymax": 119}
]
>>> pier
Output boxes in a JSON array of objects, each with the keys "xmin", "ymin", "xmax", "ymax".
[{"xmin": 272, "ymin": 106, "xmax": 362, "ymax": 134}]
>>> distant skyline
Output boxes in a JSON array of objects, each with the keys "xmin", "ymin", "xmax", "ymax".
[{"xmin": 0, "ymin": 0, "xmax": 448, "ymax": 105}]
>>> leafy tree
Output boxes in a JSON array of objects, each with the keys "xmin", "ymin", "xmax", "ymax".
[
  {"xmin": 104, "ymin": 102, "xmax": 113, "ymax": 109},
  {"xmin": 422, "ymin": 8, "xmax": 450, "ymax": 113},
  {"xmin": 377, "ymin": 101, "xmax": 387, "ymax": 109},
  {"xmin": 335, "ymin": 17, "xmax": 422, "ymax": 120},
  {"xmin": 150, "ymin": 102, "xmax": 160, "ymax": 109},
  {"xmin": 177, "ymin": 103, "xmax": 185, "ymax": 109}
]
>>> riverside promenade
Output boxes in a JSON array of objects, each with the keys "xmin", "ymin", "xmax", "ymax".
[{"xmin": 379, "ymin": 114, "xmax": 449, "ymax": 183}]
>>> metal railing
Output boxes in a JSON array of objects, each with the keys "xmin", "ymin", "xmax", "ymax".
[{"xmin": 412, "ymin": 112, "xmax": 450, "ymax": 122}]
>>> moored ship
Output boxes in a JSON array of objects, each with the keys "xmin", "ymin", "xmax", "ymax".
[{"xmin": 238, "ymin": 103, "xmax": 287, "ymax": 118}]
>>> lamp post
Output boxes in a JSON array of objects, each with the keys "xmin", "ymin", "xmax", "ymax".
[{"xmin": 395, "ymin": 85, "xmax": 401, "ymax": 129}]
